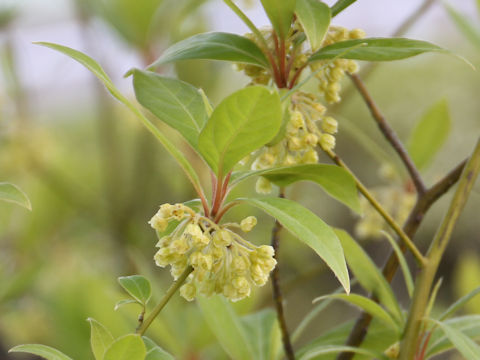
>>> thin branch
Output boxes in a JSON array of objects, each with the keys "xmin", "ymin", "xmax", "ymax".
[
  {"xmin": 348, "ymin": 73, "xmax": 427, "ymax": 195},
  {"xmin": 336, "ymin": 159, "xmax": 467, "ymax": 360},
  {"xmin": 271, "ymin": 189, "xmax": 295, "ymax": 360}
]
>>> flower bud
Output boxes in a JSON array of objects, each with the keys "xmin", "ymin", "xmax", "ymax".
[
  {"xmin": 180, "ymin": 282, "xmax": 196, "ymax": 301},
  {"xmin": 322, "ymin": 117, "xmax": 338, "ymax": 134},
  {"xmin": 320, "ymin": 133, "xmax": 336, "ymax": 150},
  {"xmin": 149, "ymin": 215, "xmax": 168, "ymax": 232},
  {"xmin": 240, "ymin": 216, "xmax": 257, "ymax": 232}
]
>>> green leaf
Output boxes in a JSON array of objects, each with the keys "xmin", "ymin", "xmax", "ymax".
[
  {"xmin": 241, "ymin": 309, "xmax": 281, "ymax": 360},
  {"xmin": 314, "ymin": 294, "xmax": 400, "ymax": 332},
  {"xmin": 104, "ymin": 335, "xmax": 146, "ymax": 360},
  {"xmin": 295, "ymin": 0, "xmax": 331, "ymax": 51},
  {"xmin": 114, "ymin": 299, "xmax": 138, "ymax": 311},
  {"xmin": 35, "ymin": 42, "xmax": 204, "ymax": 201},
  {"xmin": 334, "ymin": 229, "xmax": 402, "ymax": 324},
  {"xmin": 407, "ymin": 99, "xmax": 451, "ymax": 170},
  {"xmin": 88, "ymin": 318, "xmax": 114, "ymax": 360},
  {"xmin": 330, "ymin": 0, "xmax": 357, "ymax": 17},
  {"xmin": 197, "ymin": 295, "xmax": 254, "ymax": 360},
  {"xmin": 381, "ymin": 231, "xmax": 414, "ymax": 297},
  {"xmin": 243, "ymin": 197, "xmax": 350, "ymax": 293},
  {"xmin": 132, "ymin": 69, "xmax": 208, "ymax": 150},
  {"xmin": 147, "ymin": 32, "xmax": 270, "ymax": 69},
  {"xmin": 444, "ymin": 3, "xmax": 480, "ymax": 49},
  {"xmin": 118, "ymin": 275, "xmax": 151, "ymax": 305},
  {"xmin": 0, "ymin": 182, "xmax": 31, "ymax": 210},
  {"xmin": 9, "ymin": 344, "xmax": 74, "ymax": 360},
  {"xmin": 439, "ymin": 287, "xmax": 480, "ymax": 321},
  {"xmin": 298, "ymin": 345, "xmax": 389, "ymax": 360},
  {"xmin": 198, "ymin": 86, "xmax": 282, "ymax": 176},
  {"xmin": 428, "ymin": 319, "xmax": 480, "ymax": 359},
  {"xmin": 309, "ymin": 37, "xmax": 448, "ymax": 62},
  {"xmin": 260, "ymin": 0, "xmax": 296, "ymax": 39},
  {"xmin": 232, "ymin": 164, "xmax": 361, "ymax": 214},
  {"xmin": 143, "ymin": 337, "xmax": 175, "ymax": 360}
]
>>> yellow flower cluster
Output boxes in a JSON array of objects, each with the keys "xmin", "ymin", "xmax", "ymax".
[
  {"xmin": 149, "ymin": 204, "xmax": 276, "ymax": 302},
  {"xmin": 310, "ymin": 26, "xmax": 365, "ymax": 103},
  {"xmin": 250, "ymin": 91, "xmax": 338, "ymax": 194}
]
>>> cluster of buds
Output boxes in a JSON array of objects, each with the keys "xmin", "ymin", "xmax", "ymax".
[
  {"xmin": 149, "ymin": 204, "xmax": 276, "ymax": 302},
  {"xmin": 250, "ymin": 91, "xmax": 338, "ymax": 194},
  {"xmin": 310, "ymin": 26, "xmax": 365, "ymax": 103}
]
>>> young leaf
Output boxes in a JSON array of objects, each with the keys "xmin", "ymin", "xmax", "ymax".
[
  {"xmin": 407, "ymin": 99, "xmax": 451, "ymax": 170},
  {"xmin": 309, "ymin": 37, "xmax": 448, "ymax": 62},
  {"xmin": 114, "ymin": 299, "xmax": 138, "ymax": 311},
  {"xmin": 298, "ymin": 345, "xmax": 389, "ymax": 360},
  {"xmin": 444, "ymin": 3, "xmax": 480, "ymax": 50},
  {"xmin": 132, "ymin": 69, "xmax": 208, "ymax": 150},
  {"xmin": 104, "ymin": 335, "xmax": 146, "ymax": 360},
  {"xmin": 9, "ymin": 344, "xmax": 74, "ymax": 360},
  {"xmin": 231, "ymin": 164, "xmax": 361, "ymax": 214},
  {"xmin": 439, "ymin": 287, "xmax": 480, "ymax": 321},
  {"xmin": 334, "ymin": 229, "xmax": 403, "ymax": 324},
  {"xmin": 295, "ymin": 0, "xmax": 331, "ymax": 51},
  {"xmin": 260, "ymin": 0, "xmax": 296, "ymax": 39},
  {"xmin": 143, "ymin": 337, "xmax": 175, "ymax": 360},
  {"xmin": 0, "ymin": 182, "xmax": 31, "ymax": 210},
  {"xmin": 314, "ymin": 294, "xmax": 400, "ymax": 333},
  {"xmin": 35, "ymin": 43, "xmax": 204, "ymax": 200},
  {"xmin": 147, "ymin": 32, "xmax": 270, "ymax": 69},
  {"xmin": 243, "ymin": 197, "xmax": 350, "ymax": 293},
  {"xmin": 330, "ymin": 0, "xmax": 357, "ymax": 17},
  {"xmin": 198, "ymin": 86, "xmax": 282, "ymax": 176},
  {"xmin": 118, "ymin": 275, "xmax": 151, "ymax": 305},
  {"xmin": 197, "ymin": 295, "xmax": 254, "ymax": 360},
  {"xmin": 241, "ymin": 309, "xmax": 281, "ymax": 360},
  {"xmin": 428, "ymin": 318, "xmax": 480, "ymax": 359},
  {"xmin": 88, "ymin": 318, "xmax": 114, "ymax": 360}
]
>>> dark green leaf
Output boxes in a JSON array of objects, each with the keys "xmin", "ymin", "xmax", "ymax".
[
  {"xmin": 408, "ymin": 99, "xmax": 451, "ymax": 170},
  {"xmin": 9, "ymin": 344, "xmax": 74, "ymax": 360},
  {"xmin": 198, "ymin": 86, "xmax": 282, "ymax": 175},
  {"xmin": 296, "ymin": 0, "xmax": 331, "ymax": 51},
  {"xmin": 309, "ymin": 37, "xmax": 447, "ymax": 62},
  {"xmin": 232, "ymin": 164, "xmax": 361, "ymax": 214},
  {"xmin": 260, "ymin": 0, "xmax": 296, "ymax": 39},
  {"xmin": 0, "ymin": 182, "xmax": 31, "ymax": 210},
  {"xmin": 104, "ymin": 335, "xmax": 146, "ymax": 360},
  {"xmin": 118, "ymin": 275, "xmax": 151, "ymax": 305},
  {"xmin": 147, "ymin": 32, "xmax": 270, "ymax": 69},
  {"xmin": 132, "ymin": 69, "xmax": 208, "ymax": 150},
  {"xmin": 330, "ymin": 0, "xmax": 357, "ymax": 17},
  {"xmin": 335, "ymin": 229, "xmax": 402, "ymax": 324},
  {"xmin": 243, "ymin": 197, "xmax": 349, "ymax": 293},
  {"xmin": 241, "ymin": 309, "xmax": 281, "ymax": 360},
  {"xmin": 88, "ymin": 318, "xmax": 114, "ymax": 360},
  {"xmin": 428, "ymin": 319, "xmax": 480, "ymax": 359}
]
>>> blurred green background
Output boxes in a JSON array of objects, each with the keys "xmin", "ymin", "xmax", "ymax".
[{"xmin": 1, "ymin": 0, "xmax": 479, "ymax": 359}]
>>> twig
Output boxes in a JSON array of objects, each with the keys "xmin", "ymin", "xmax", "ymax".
[
  {"xmin": 348, "ymin": 73, "xmax": 427, "ymax": 195},
  {"xmin": 270, "ymin": 189, "xmax": 295, "ymax": 360},
  {"xmin": 336, "ymin": 159, "xmax": 467, "ymax": 360}
]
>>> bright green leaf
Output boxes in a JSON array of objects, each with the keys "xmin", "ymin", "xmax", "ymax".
[
  {"xmin": 260, "ymin": 0, "xmax": 296, "ymax": 39},
  {"xmin": 198, "ymin": 86, "xmax": 282, "ymax": 176},
  {"xmin": 428, "ymin": 319, "xmax": 480, "ymax": 359},
  {"xmin": 444, "ymin": 3, "xmax": 480, "ymax": 50},
  {"xmin": 335, "ymin": 229, "xmax": 402, "ymax": 324},
  {"xmin": 231, "ymin": 164, "xmax": 361, "ymax": 214},
  {"xmin": 9, "ymin": 344, "xmax": 74, "ymax": 360},
  {"xmin": 197, "ymin": 295, "xmax": 254, "ymax": 360},
  {"xmin": 243, "ymin": 197, "xmax": 350, "ymax": 293},
  {"xmin": 132, "ymin": 69, "xmax": 208, "ymax": 150},
  {"xmin": 241, "ymin": 309, "xmax": 281, "ymax": 360},
  {"xmin": 104, "ymin": 335, "xmax": 146, "ymax": 360},
  {"xmin": 295, "ymin": 0, "xmax": 331, "ymax": 51},
  {"xmin": 118, "ymin": 275, "xmax": 151, "ymax": 305},
  {"xmin": 299, "ymin": 345, "xmax": 389, "ymax": 360},
  {"xmin": 309, "ymin": 37, "xmax": 448, "ymax": 62},
  {"xmin": 330, "ymin": 0, "xmax": 357, "ymax": 17},
  {"xmin": 147, "ymin": 32, "xmax": 270, "ymax": 69},
  {"xmin": 35, "ymin": 42, "xmax": 204, "ymax": 202},
  {"xmin": 88, "ymin": 318, "xmax": 114, "ymax": 360},
  {"xmin": 143, "ymin": 337, "xmax": 175, "ymax": 360},
  {"xmin": 439, "ymin": 287, "xmax": 480, "ymax": 321},
  {"xmin": 408, "ymin": 99, "xmax": 451, "ymax": 170},
  {"xmin": 314, "ymin": 294, "xmax": 400, "ymax": 332},
  {"xmin": 114, "ymin": 299, "xmax": 138, "ymax": 311},
  {"xmin": 0, "ymin": 182, "xmax": 31, "ymax": 210}
]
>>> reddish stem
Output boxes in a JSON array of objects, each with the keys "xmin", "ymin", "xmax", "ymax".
[
  {"xmin": 416, "ymin": 331, "xmax": 432, "ymax": 360},
  {"xmin": 288, "ymin": 64, "xmax": 307, "ymax": 89},
  {"xmin": 214, "ymin": 201, "xmax": 240, "ymax": 223}
]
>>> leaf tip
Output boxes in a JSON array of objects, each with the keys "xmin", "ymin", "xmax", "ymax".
[{"xmin": 124, "ymin": 68, "xmax": 136, "ymax": 78}]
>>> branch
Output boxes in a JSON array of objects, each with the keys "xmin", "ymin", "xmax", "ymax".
[
  {"xmin": 348, "ymin": 73, "xmax": 427, "ymax": 195},
  {"xmin": 270, "ymin": 190, "xmax": 295, "ymax": 360}
]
